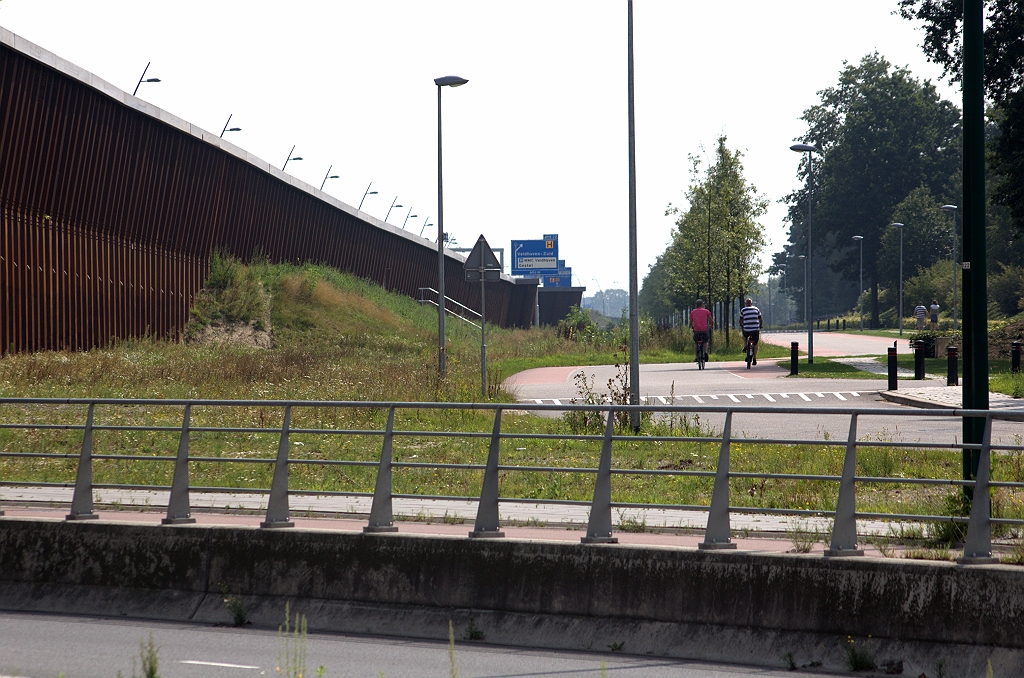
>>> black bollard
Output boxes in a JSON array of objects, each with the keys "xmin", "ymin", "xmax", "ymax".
[
  {"xmin": 947, "ymin": 345, "xmax": 959, "ymax": 386},
  {"xmin": 1013, "ymin": 341, "xmax": 1021, "ymax": 375},
  {"xmin": 887, "ymin": 343, "xmax": 898, "ymax": 391},
  {"xmin": 827, "ymin": 318, "xmax": 831, "ymax": 331},
  {"xmin": 790, "ymin": 341, "xmax": 799, "ymax": 375},
  {"xmin": 914, "ymin": 340, "xmax": 925, "ymax": 380},
  {"xmin": 843, "ymin": 319, "xmax": 847, "ymax": 331}
]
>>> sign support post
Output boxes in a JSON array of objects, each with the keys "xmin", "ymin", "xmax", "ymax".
[{"xmin": 464, "ymin": 235, "xmax": 503, "ymax": 398}]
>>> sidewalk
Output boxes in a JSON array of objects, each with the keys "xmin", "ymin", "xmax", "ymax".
[{"xmin": 880, "ymin": 385, "xmax": 1024, "ymax": 414}]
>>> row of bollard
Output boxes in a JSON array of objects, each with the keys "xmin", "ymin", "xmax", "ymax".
[{"xmin": 789, "ymin": 339, "xmax": 1022, "ymax": 386}]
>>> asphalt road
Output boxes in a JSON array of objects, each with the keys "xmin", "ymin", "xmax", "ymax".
[
  {"xmin": 0, "ymin": 611, "xmax": 833, "ymax": 678},
  {"xmin": 503, "ymin": 355, "xmax": 1021, "ymax": 444}
]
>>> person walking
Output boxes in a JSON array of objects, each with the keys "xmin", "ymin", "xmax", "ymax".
[
  {"xmin": 914, "ymin": 302, "xmax": 928, "ymax": 331},
  {"xmin": 930, "ymin": 299, "xmax": 940, "ymax": 330}
]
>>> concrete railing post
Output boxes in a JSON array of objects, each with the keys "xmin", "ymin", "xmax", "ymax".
[
  {"xmin": 162, "ymin": 404, "xmax": 196, "ymax": 525},
  {"xmin": 959, "ymin": 416, "xmax": 998, "ymax": 564},
  {"xmin": 66, "ymin": 404, "xmax": 99, "ymax": 520},
  {"xmin": 700, "ymin": 411, "xmax": 736, "ymax": 549},
  {"xmin": 582, "ymin": 410, "xmax": 618, "ymax": 544},
  {"xmin": 470, "ymin": 407, "xmax": 505, "ymax": 538},
  {"xmin": 261, "ymin": 405, "xmax": 294, "ymax": 528},
  {"xmin": 826, "ymin": 413, "xmax": 864, "ymax": 556},
  {"xmin": 364, "ymin": 407, "xmax": 399, "ymax": 533}
]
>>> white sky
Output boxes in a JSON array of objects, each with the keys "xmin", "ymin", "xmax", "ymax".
[{"xmin": 0, "ymin": 0, "xmax": 959, "ymax": 294}]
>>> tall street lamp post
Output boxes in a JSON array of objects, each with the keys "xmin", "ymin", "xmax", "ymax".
[
  {"xmin": 359, "ymin": 182, "xmax": 378, "ymax": 211},
  {"xmin": 133, "ymin": 62, "xmax": 161, "ymax": 97},
  {"xmin": 320, "ymin": 165, "xmax": 339, "ymax": 191},
  {"xmin": 790, "ymin": 143, "xmax": 819, "ymax": 363},
  {"xmin": 777, "ymin": 263, "xmax": 788, "ymax": 325},
  {"xmin": 282, "ymin": 145, "xmax": 303, "ymax": 172},
  {"xmin": 891, "ymin": 223, "xmax": 905, "ymax": 335},
  {"xmin": 384, "ymin": 197, "xmax": 403, "ymax": 224},
  {"xmin": 626, "ymin": 0, "xmax": 641, "ymax": 430},
  {"xmin": 798, "ymin": 255, "xmax": 807, "ymax": 333},
  {"xmin": 402, "ymin": 207, "xmax": 418, "ymax": 230},
  {"xmin": 434, "ymin": 75, "xmax": 469, "ymax": 379},
  {"xmin": 220, "ymin": 114, "xmax": 241, "ymax": 138},
  {"xmin": 852, "ymin": 235, "xmax": 864, "ymax": 331},
  {"xmin": 942, "ymin": 205, "xmax": 959, "ymax": 331}
]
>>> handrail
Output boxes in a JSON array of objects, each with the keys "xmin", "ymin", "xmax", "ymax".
[{"xmin": 0, "ymin": 397, "xmax": 1020, "ymax": 563}]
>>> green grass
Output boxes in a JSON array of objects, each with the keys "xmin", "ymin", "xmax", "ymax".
[
  {"xmin": 1, "ymin": 258, "xmax": 1022, "ymax": 523},
  {"xmin": 786, "ymin": 358, "xmax": 882, "ymax": 379}
]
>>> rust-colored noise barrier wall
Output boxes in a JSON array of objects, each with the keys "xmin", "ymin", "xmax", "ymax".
[{"xmin": 0, "ymin": 40, "xmax": 535, "ymax": 355}]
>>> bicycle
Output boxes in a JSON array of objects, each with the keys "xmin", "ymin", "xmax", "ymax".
[
  {"xmin": 695, "ymin": 334, "xmax": 708, "ymax": 371},
  {"xmin": 744, "ymin": 334, "xmax": 755, "ymax": 369}
]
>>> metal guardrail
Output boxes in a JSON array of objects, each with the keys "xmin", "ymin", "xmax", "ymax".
[{"xmin": 1, "ymin": 397, "xmax": 1021, "ymax": 564}]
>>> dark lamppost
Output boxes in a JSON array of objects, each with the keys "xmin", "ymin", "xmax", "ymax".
[
  {"xmin": 133, "ymin": 62, "xmax": 161, "ymax": 96},
  {"xmin": 384, "ymin": 197, "xmax": 403, "ymax": 224},
  {"xmin": 220, "ymin": 114, "xmax": 242, "ymax": 138},
  {"xmin": 359, "ymin": 182, "xmax": 378, "ymax": 211},
  {"xmin": 282, "ymin": 145, "xmax": 303, "ymax": 172},
  {"xmin": 777, "ymin": 263, "xmax": 788, "ymax": 325},
  {"xmin": 798, "ymin": 255, "xmax": 807, "ymax": 331},
  {"xmin": 435, "ymin": 74, "xmax": 469, "ymax": 379},
  {"xmin": 320, "ymin": 165, "xmax": 339, "ymax": 191},
  {"xmin": 418, "ymin": 217, "xmax": 433, "ymax": 238},
  {"xmin": 790, "ymin": 143, "xmax": 819, "ymax": 362},
  {"xmin": 626, "ymin": 0, "xmax": 640, "ymax": 430},
  {"xmin": 942, "ymin": 205, "xmax": 959, "ymax": 331},
  {"xmin": 852, "ymin": 235, "xmax": 864, "ymax": 331},
  {"xmin": 890, "ymin": 223, "xmax": 905, "ymax": 335},
  {"xmin": 402, "ymin": 208, "xmax": 418, "ymax": 230}
]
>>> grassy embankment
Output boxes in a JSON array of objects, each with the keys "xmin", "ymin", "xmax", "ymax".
[{"xmin": 1, "ymin": 258, "xmax": 1020, "ymax": 539}]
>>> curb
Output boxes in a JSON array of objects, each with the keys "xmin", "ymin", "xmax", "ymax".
[{"xmin": 878, "ymin": 391, "xmax": 957, "ymax": 410}]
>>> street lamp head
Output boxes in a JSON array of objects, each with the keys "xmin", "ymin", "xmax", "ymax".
[
  {"xmin": 890, "ymin": 222, "xmax": 904, "ymax": 227},
  {"xmin": 852, "ymin": 235, "xmax": 864, "ymax": 241},
  {"xmin": 144, "ymin": 78, "xmax": 161, "ymax": 84},
  {"xmin": 292, "ymin": 157, "xmax": 304, "ymax": 162},
  {"xmin": 941, "ymin": 204, "xmax": 958, "ymax": 211},
  {"xmin": 434, "ymin": 75, "xmax": 469, "ymax": 87},
  {"xmin": 368, "ymin": 190, "xmax": 378, "ymax": 196},
  {"xmin": 790, "ymin": 143, "xmax": 819, "ymax": 153},
  {"xmin": 226, "ymin": 127, "xmax": 241, "ymax": 133},
  {"xmin": 797, "ymin": 255, "xmax": 806, "ymax": 260}
]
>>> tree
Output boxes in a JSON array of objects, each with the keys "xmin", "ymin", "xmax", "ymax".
[
  {"xmin": 898, "ymin": 0, "xmax": 1024, "ymax": 232},
  {"xmin": 657, "ymin": 136, "xmax": 767, "ymax": 343},
  {"xmin": 781, "ymin": 53, "xmax": 961, "ymax": 327}
]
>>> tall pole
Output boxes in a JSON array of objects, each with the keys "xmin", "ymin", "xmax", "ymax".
[
  {"xmin": 437, "ymin": 85, "xmax": 447, "ymax": 378},
  {"xmin": 944, "ymin": 205, "xmax": 959, "ymax": 331},
  {"xmin": 962, "ymin": 0, "xmax": 989, "ymax": 488},
  {"xmin": 768, "ymin": 272, "xmax": 772, "ymax": 329},
  {"xmin": 480, "ymin": 276, "xmax": 487, "ymax": 398},
  {"xmin": 899, "ymin": 227, "xmax": 904, "ymax": 336},
  {"xmin": 799, "ymin": 256, "xmax": 807, "ymax": 335},
  {"xmin": 626, "ymin": 0, "xmax": 640, "ymax": 431},
  {"xmin": 807, "ymin": 152, "xmax": 814, "ymax": 363},
  {"xmin": 858, "ymin": 238, "xmax": 864, "ymax": 331}
]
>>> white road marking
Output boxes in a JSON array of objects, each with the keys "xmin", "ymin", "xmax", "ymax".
[
  {"xmin": 657, "ymin": 396, "xmax": 667, "ymax": 404},
  {"xmin": 726, "ymin": 394, "xmax": 740, "ymax": 403},
  {"xmin": 833, "ymin": 392, "xmax": 847, "ymax": 401},
  {"xmin": 524, "ymin": 392, "xmax": 870, "ymax": 405},
  {"xmin": 851, "ymin": 392, "xmax": 860, "ymax": 397},
  {"xmin": 815, "ymin": 393, "xmax": 825, "ymax": 398},
  {"xmin": 179, "ymin": 660, "xmax": 261, "ymax": 669},
  {"xmin": 534, "ymin": 399, "xmax": 543, "ymax": 404},
  {"xmin": 552, "ymin": 399, "xmax": 561, "ymax": 406},
  {"xmin": 762, "ymin": 394, "xmax": 776, "ymax": 402},
  {"xmin": 798, "ymin": 393, "xmax": 812, "ymax": 401},
  {"xmin": 780, "ymin": 393, "xmax": 790, "ymax": 398},
  {"xmin": 709, "ymin": 395, "xmax": 719, "ymax": 400},
  {"xmin": 692, "ymin": 395, "xmax": 705, "ymax": 403},
  {"xmin": 744, "ymin": 394, "xmax": 754, "ymax": 399}
]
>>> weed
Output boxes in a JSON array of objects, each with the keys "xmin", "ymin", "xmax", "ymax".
[
  {"xmin": 563, "ymin": 370, "xmax": 605, "ymax": 435},
  {"xmin": 219, "ymin": 583, "xmax": 250, "ymax": 626},
  {"xmin": 464, "ymin": 615, "xmax": 485, "ymax": 641},
  {"xmin": 448, "ymin": 619, "xmax": 459, "ymax": 678},
  {"xmin": 844, "ymin": 637, "xmax": 876, "ymax": 672},
  {"xmin": 599, "ymin": 660, "xmax": 608, "ymax": 678},
  {"xmin": 277, "ymin": 602, "xmax": 308, "ymax": 678},
  {"xmin": 783, "ymin": 652, "xmax": 796, "ymax": 670},
  {"xmin": 130, "ymin": 632, "xmax": 160, "ymax": 678},
  {"xmin": 786, "ymin": 522, "xmax": 820, "ymax": 553},
  {"xmin": 1001, "ymin": 541, "xmax": 1024, "ymax": 565},
  {"xmin": 616, "ymin": 510, "xmax": 647, "ymax": 533},
  {"xmin": 903, "ymin": 547, "xmax": 954, "ymax": 561},
  {"xmin": 865, "ymin": 535, "xmax": 895, "ymax": 558},
  {"xmin": 607, "ymin": 641, "xmax": 624, "ymax": 652},
  {"xmin": 927, "ymin": 492, "xmax": 970, "ymax": 545},
  {"xmin": 442, "ymin": 510, "xmax": 466, "ymax": 525}
]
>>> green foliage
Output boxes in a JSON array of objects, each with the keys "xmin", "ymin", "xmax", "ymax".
[
  {"xmin": 844, "ymin": 638, "xmax": 875, "ymax": 672},
  {"xmin": 277, "ymin": 602, "xmax": 308, "ymax": 678},
  {"xmin": 556, "ymin": 305, "xmax": 599, "ymax": 343},
  {"xmin": 187, "ymin": 251, "xmax": 268, "ymax": 337},
  {"xmin": 927, "ymin": 491, "xmax": 971, "ymax": 545},
  {"xmin": 132, "ymin": 633, "xmax": 160, "ymax": 678},
  {"xmin": 656, "ymin": 135, "xmax": 768, "ymax": 314},
  {"xmin": 990, "ymin": 263, "xmax": 1024, "ymax": 316},
  {"xmin": 782, "ymin": 52, "xmax": 961, "ymax": 327}
]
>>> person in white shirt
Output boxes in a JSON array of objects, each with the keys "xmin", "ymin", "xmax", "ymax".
[
  {"xmin": 739, "ymin": 298, "xmax": 763, "ymax": 365},
  {"xmin": 930, "ymin": 299, "xmax": 940, "ymax": 330}
]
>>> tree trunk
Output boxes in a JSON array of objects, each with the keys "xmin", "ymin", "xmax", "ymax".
[{"xmin": 870, "ymin": 282, "xmax": 880, "ymax": 328}]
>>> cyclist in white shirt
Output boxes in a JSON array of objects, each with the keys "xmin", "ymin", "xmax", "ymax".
[{"xmin": 739, "ymin": 298, "xmax": 763, "ymax": 365}]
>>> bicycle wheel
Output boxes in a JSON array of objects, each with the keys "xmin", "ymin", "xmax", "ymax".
[{"xmin": 745, "ymin": 341, "xmax": 752, "ymax": 369}]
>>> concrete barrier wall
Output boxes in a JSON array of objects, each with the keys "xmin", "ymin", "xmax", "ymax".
[{"xmin": 2, "ymin": 519, "xmax": 1023, "ymax": 674}]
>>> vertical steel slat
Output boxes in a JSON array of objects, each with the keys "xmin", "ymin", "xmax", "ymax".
[
  {"xmin": 470, "ymin": 407, "xmax": 505, "ymax": 538},
  {"xmin": 582, "ymin": 412, "xmax": 618, "ymax": 544},
  {"xmin": 66, "ymin": 403, "xmax": 99, "ymax": 520},
  {"xmin": 700, "ymin": 411, "xmax": 737, "ymax": 549},
  {"xmin": 364, "ymin": 406, "xmax": 399, "ymax": 533}
]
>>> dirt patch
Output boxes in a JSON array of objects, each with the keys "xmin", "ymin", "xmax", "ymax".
[
  {"xmin": 990, "ymin": 317, "xmax": 1024, "ymax": 358},
  {"xmin": 187, "ymin": 320, "xmax": 272, "ymax": 349}
]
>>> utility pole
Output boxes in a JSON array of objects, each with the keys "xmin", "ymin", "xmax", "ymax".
[
  {"xmin": 961, "ymin": 0, "xmax": 988, "ymax": 493},
  {"xmin": 626, "ymin": 0, "xmax": 641, "ymax": 432}
]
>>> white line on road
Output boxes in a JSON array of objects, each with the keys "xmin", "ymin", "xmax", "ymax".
[
  {"xmin": 726, "ymin": 394, "xmax": 740, "ymax": 403},
  {"xmin": 762, "ymin": 394, "xmax": 776, "ymax": 402},
  {"xmin": 552, "ymin": 399, "xmax": 561, "ymax": 406},
  {"xmin": 798, "ymin": 393, "xmax": 812, "ymax": 401},
  {"xmin": 833, "ymin": 392, "xmax": 847, "ymax": 401},
  {"xmin": 780, "ymin": 393, "xmax": 790, "ymax": 398},
  {"xmin": 851, "ymin": 392, "xmax": 860, "ymax": 396},
  {"xmin": 179, "ymin": 660, "xmax": 261, "ymax": 669},
  {"xmin": 710, "ymin": 395, "xmax": 719, "ymax": 400},
  {"xmin": 744, "ymin": 394, "xmax": 754, "ymax": 399},
  {"xmin": 815, "ymin": 393, "xmax": 825, "ymax": 398},
  {"xmin": 692, "ymin": 395, "xmax": 705, "ymax": 403}
]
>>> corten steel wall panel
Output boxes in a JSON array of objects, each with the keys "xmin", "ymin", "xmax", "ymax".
[{"xmin": 0, "ymin": 42, "xmax": 531, "ymax": 356}]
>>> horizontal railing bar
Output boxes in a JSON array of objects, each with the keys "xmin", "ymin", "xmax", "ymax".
[
  {"xmin": 497, "ymin": 465, "xmax": 599, "ymax": 474},
  {"xmin": 855, "ymin": 511, "xmax": 970, "ymax": 522},
  {"xmin": 391, "ymin": 462, "xmax": 486, "ymax": 470},
  {"xmin": 0, "ymin": 452, "xmax": 81, "ymax": 459}
]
